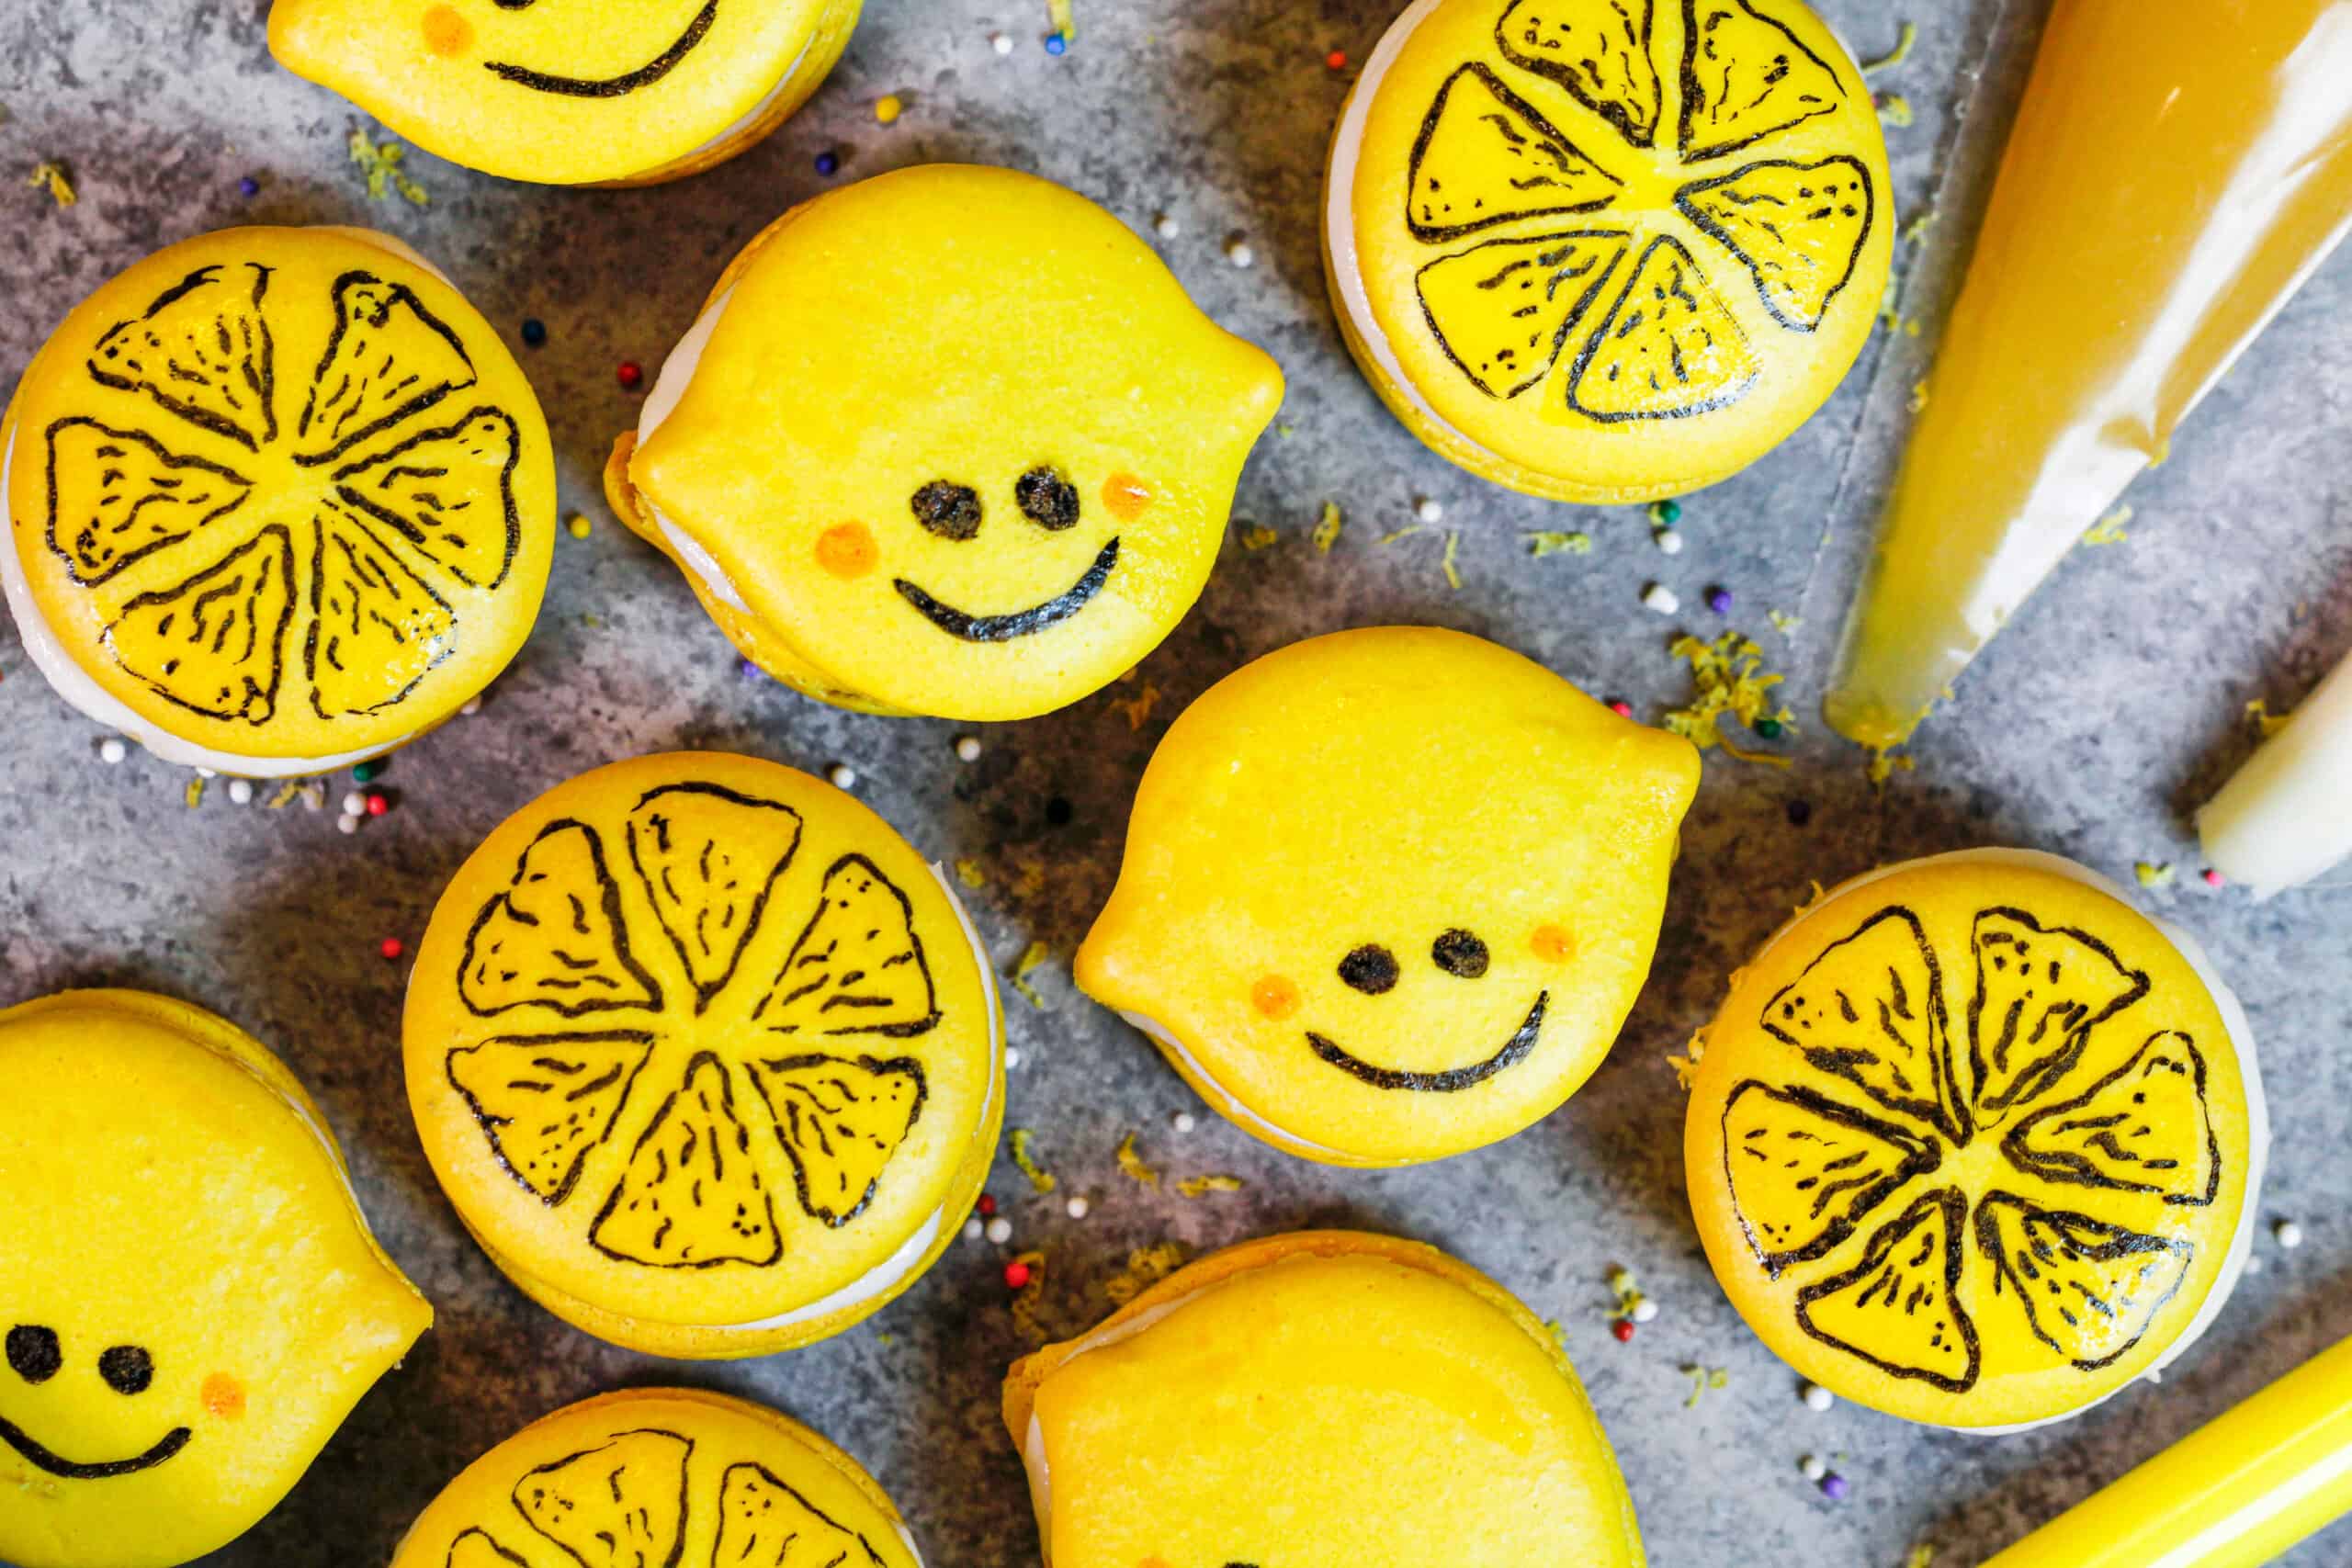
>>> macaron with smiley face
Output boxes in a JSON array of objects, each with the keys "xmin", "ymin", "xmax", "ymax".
[
  {"xmin": 268, "ymin": 0, "xmax": 860, "ymax": 186},
  {"xmin": 0, "ymin": 989, "xmax": 431, "ymax": 1568},
  {"xmin": 603, "ymin": 164, "xmax": 1286, "ymax": 722},
  {"xmin": 1076, "ymin": 626, "xmax": 1700, "ymax": 1166}
]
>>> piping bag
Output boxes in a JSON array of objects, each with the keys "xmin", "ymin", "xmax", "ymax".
[
  {"xmin": 1978, "ymin": 1332, "xmax": 2352, "ymax": 1568},
  {"xmin": 1823, "ymin": 0, "xmax": 2352, "ymax": 752}
]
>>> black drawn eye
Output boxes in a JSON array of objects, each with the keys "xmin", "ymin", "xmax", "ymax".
[
  {"xmin": 910, "ymin": 480, "xmax": 983, "ymax": 541},
  {"xmin": 1431, "ymin": 929, "xmax": 1489, "ymax": 978},
  {"xmin": 1014, "ymin": 467, "xmax": 1081, "ymax": 531},
  {"xmin": 1338, "ymin": 944, "xmax": 1400, "ymax": 996},
  {"xmin": 98, "ymin": 1345, "xmax": 153, "ymax": 1396},
  {"xmin": 6, "ymin": 1325, "xmax": 61, "ymax": 1384}
]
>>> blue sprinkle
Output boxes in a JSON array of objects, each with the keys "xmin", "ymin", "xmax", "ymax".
[
  {"xmin": 1705, "ymin": 585, "xmax": 1733, "ymax": 615},
  {"xmin": 520, "ymin": 318, "xmax": 548, "ymax": 347},
  {"xmin": 238, "ymin": 175, "xmax": 260, "ymax": 197},
  {"xmin": 737, "ymin": 658, "xmax": 767, "ymax": 682},
  {"xmin": 815, "ymin": 150, "xmax": 840, "ymax": 176},
  {"xmin": 1045, "ymin": 31, "xmax": 1068, "ymax": 53}
]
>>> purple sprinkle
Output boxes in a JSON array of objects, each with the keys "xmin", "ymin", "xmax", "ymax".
[
  {"xmin": 814, "ymin": 150, "xmax": 840, "ymax": 176},
  {"xmin": 238, "ymin": 175, "xmax": 260, "ymax": 197},
  {"xmin": 737, "ymin": 657, "xmax": 766, "ymax": 681},
  {"xmin": 1819, "ymin": 1473, "xmax": 1849, "ymax": 1502},
  {"xmin": 1705, "ymin": 586, "xmax": 1734, "ymax": 615}
]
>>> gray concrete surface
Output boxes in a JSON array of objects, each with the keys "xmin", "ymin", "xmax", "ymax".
[{"xmin": 4, "ymin": 1, "xmax": 2349, "ymax": 1563}]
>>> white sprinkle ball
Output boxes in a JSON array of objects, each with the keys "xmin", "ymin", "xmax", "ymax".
[
  {"xmin": 1004, "ymin": 1046, "xmax": 1023, "ymax": 1070},
  {"xmin": 1226, "ymin": 239, "xmax": 1255, "ymax": 268},
  {"xmin": 343, "ymin": 791, "xmax": 368, "ymax": 817},
  {"xmin": 1801, "ymin": 1382, "xmax": 1835, "ymax": 1413},
  {"xmin": 336, "ymin": 812, "xmax": 363, "ymax": 836},
  {"xmin": 827, "ymin": 763, "xmax": 857, "ymax": 790},
  {"xmin": 1066, "ymin": 1196, "xmax": 1090, "ymax": 1220},
  {"xmin": 459, "ymin": 695, "xmax": 483, "ymax": 716},
  {"xmin": 1799, "ymin": 1455, "xmax": 1826, "ymax": 1482},
  {"xmin": 1415, "ymin": 497, "xmax": 1444, "ymax": 524},
  {"xmin": 963, "ymin": 1217, "xmax": 985, "ymax": 1241},
  {"xmin": 2276, "ymin": 1219, "xmax": 2305, "ymax": 1249},
  {"xmin": 985, "ymin": 1217, "xmax": 1013, "ymax": 1245},
  {"xmin": 989, "ymin": 29, "xmax": 1013, "ymax": 53},
  {"xmin": 1172, "ymin": 1111, "xmax": 1196, "ymax": 1134},
  {"xmin": 1642, "ymin": 582, "xmax": 1681, "ymax": 615},
  {"xmin": 97, "ymin": 738, "xmax": 128, "ymax": 765},
  {"xmin": 1655, "ymin": 527, "xmax": 1685, "ymax": 555},
  {"xmin": 1154, "ymin": 212, "xmax": 1180, "ymax": 239},
  {"xmin": 955, "ymin": 735, "xmax": 983, "ymax": 762},
  {"xmin": 1630, "ymin": 1298, "xmax": 1659, "ymax": 1324},
  {"xmin": 2246, "ymin": 1255, "xmax": 2267, "ymax": 1275},
  {"xmin": 228, "ymin": 779, "xmax": 254, "ymax": 806}
]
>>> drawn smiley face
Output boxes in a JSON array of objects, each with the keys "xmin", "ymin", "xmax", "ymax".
[
  {"xmin": 460, "ymin": 0, "xmax": 719, "ymax": 97},
  {"xmin": 1, "ymin": 1327, "xmax": 190, "ymax": 1481},
  {"xmin": 1289, "ymin": 927, "xmax": 1554, "ymax": 1092},
  {"xmin": 889, "ymin": 466, "xmax": 1136, "ymax": 642}
]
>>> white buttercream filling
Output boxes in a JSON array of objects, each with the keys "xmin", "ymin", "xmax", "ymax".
[
  {"xmin": 1, "ymin": 425, "xmax": 410, "ymax": 775},
  {"xmin": 636, "ymin": 284, "xmax": 752, "ymax": 612},
  {"xmin": 1750, "ymin": 848, "xmax": 2270, "ymax": 1436},
  {"xmin": 707, "ymin": 862, "xmax": 1001, "ymax": 1333},
  {"xmin": 1115, "ymin": 1008, "xmax": 1353, "ymax": 1160},
  {"xmin": 1325, "ymin": 0, "xmax": 1530, "ymax": 475}
]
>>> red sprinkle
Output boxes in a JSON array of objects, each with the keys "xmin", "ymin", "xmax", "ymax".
[
  {"xmin": 2203, "ymin": 869, "xmax": 2225, "ymax": 886},
  {"xmin": 977, "ymin": 1193, "xmax": 997, "ymax": 1217},
  {"xmin": 616, "ymin": 360, "xmax": 645, "ymax": 389},
  {"xmin": 1326, "ymin": 49, "xmax": 1348, "ymax": 69},
  {"xmin": 1003, "ymin": 1261, "xmax": 1032, "ymax": 1291},
  {"xmin": 1611, "ymin": 1318, "xmax": 1635, "ymax": 1343},
  {"xmin": 380, "ymin": 937, "xmax": 405, "ymax": 961},
  {"xmin": 1608, "ymin": 700, "xmax": 1634, "ymax": 718},
  {"xmin": 365, "ymin": 792, "xmax": 390, "ymax": 818}
]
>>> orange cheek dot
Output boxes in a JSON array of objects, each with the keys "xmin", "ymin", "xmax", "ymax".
[
  {"xmin": 1102, "ymin": 473, "xmax": 1156, "ymax": 523},
  {"xmin": 420, "ymin": 6, "xmax": 473, "ymax": 55},
  {"xmin": 200, "ymin": 1373, "xmax": 245, "ymax": 1419},
  {"xmin": 1532, "ymin": 924, "xmax": 1577, "ymax": 963},
  {"xmin": 1250, "ymin": 974, "xmax": 1300, "ymax": 1020},
  {"xmin": 815, "ymin": 522, "xmax": 877, "ymax": 579}
]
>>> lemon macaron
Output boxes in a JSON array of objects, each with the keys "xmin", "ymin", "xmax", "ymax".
[
  {"xmin": 1004, "ymin": 1231, "xmax": 1645, "ymax": 1567},
  {"xmin": 0, "ymin": 989, "xmax": 431, "ymax": 1568},
  {"xmin": 2, "ymin": 225, "xmax": 556, "ymax": 775},
  {"xmin": 1326, "ymin": 0, "xmax": 1893, "ymax": 501},
  {"xmin": 270, "ymin": 0, "xmax": 861, "ymax": 186},
  {"xmin": 391, "ymin": 1388, "xmax": 922, "ymax": 1568},
  {"xmin": 404, "ymin": 751, "xmax": 1002, "ymax": 1357},
  {"xmin": 1685, "ymin": 849, "xmax": 2267, "ymax": 1430},
  {"xmin": 605, "ymin": 164, "xmax": 1285, "ymax": 721},
  {"xmin": 1078, "ymin": 626, "xmax": 1699, "ymax": 1166}
]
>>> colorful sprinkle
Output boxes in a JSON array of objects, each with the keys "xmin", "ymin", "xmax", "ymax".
[
  {"xmin": 1819, "ymin": 1472, "xmax": 1849, "ymax": 1502},
  {"xmin": 519, "ymin": 318, "xmax": 547, "ymax": 347},
  {"xmin": 565, "ymin": 513, "xmax": 592, "ymax": 540},
  {"xmin": 2203, "ymin": 868, "xmax": 2225, "ymax": 887},
  {"xmin": 1787, "ymin": 799, "xmax": 1814, "ymax": 827},
  {"xmin": 1225, "ymin": 238, "xmax": 1255, "ymax": 268},
  {"xmin": 985, "ymin": 1216, "xmax": 1012, "ymax": 1244},
  {"xmin": 353, "ymin": 759, "xmax": 384, "ymax": 784},
  {"xmin": 337, "ymin": 813, "xmax": 362, "ymax": 836},
  {"xmin": 365, "ymin": 792, "xmax": 390, "ymax": 818},
  {"xmin": 1631, "ymin": 1298, "xmax": 1659, "ymax": 1324},
  {"xmin": 1655, "ymin": 527, "xmax": 1685, "ymax": 555},
  {"xmin": 874, "ymin": 94, "xmax": 904, "ymax": 124},
  {"xmin": 97, "ymin": 738, "xmax": 127, "ymax": 765},
  {"xmin": 1065, "ymin": 1196, "xmax": 1091, "ymax": 1220},
  {"xmin": 379, "ymin": 937, "xmax": 404, "ymax": 961},
  {"xmin": 228, "ymin": 779, "xmax": 255, "ymax": 806},
  {"xmin": 1611, "ymin": 1319, "xmax": 1635, "ymax": 1343},
  {"xmin": 343, "ymin": 791, "xmax": 368, "ymax": 817},
  {"xmin": 1705, "ymin": 586, "xmax": 1734, "ymax": 615},
  {"xmin": 1607, "ymin": 699, "xmax": 1634, "ymax": 718},
  {"xmin": 1642, "ymin": 583, "xmax": 1680, "ymax": 615},
  {"xmin": 955, "ymin": 736, "xmax": 983, "ymax": 762},
  {"xmin": 1003, "ymin": 1260, "xmax": 1032, "ymax": 1290},
  {"xmin": 1153, "ymin": 212, "xmax": 1180, "ymax": 239},
  {"xmin": 1799, "ymin": 1454, "xmax": 1827, "ymax": 1482},
  {"xmin": 1754, "ymin": 717, "xmax": 1785, "ymax": 740},
  {"xmin": 827, "ymin": 762, "xmax": 857, "ymax": 790},
  {"xmin": 1802, "ymin": 1382, "xmax": 1835, "ymax": 1412},
  {"xmin": 963, "ymin": 1217, "xmax": 985, "ymax": 1241},
  {"xmin": 1045, "ymin": 32, "xmax": 1067, "ymax": 54},
  {"xmin": 990, "ymin": 30, "xmax": 1014, "ymax": 54},
  {"xmin": 815, "ymin": 150, "xmax": 840, "ymax": 176},
  {"xmin": 977, "ymin": 1194, "xmax": 998, "ymax": 1217},
  {"xmin": 2277, "ymin": 1219, "xmax": 2306, "ymax": 1249},
  {"xmin": 616, "ymin": 360, "xmax": 644, "ymax": 389},
  {"xmin": 238, "ymin": 175, "xmax": 260, "ymax": 198},
  {"xmin": 1171, "ymin": 1111, "xmax": 1196, "ymax": 1134}
]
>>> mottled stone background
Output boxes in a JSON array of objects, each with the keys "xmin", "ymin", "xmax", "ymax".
[{"xmin": 3, "ymin": 1, "xmax": 2348, "ymax": 1563}]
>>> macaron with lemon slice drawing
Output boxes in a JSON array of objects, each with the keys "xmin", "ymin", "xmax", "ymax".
[
  {"xmin": 404, "ymin": 751, "xmax": 1002, "ymax": 1357},
  {"xmin": 1326, "ymin": 0, "xmax": 1893, "ymax": 501},
  {"xmin": 604, "ymin": 164, "xmax": 1286, "ymax": 722},
  {"xmin": 268, "ymin": 0, "xmax": 861, "ymax": 186},
  {"xmin": 1685, "ymin": 850, "xmax": 2267, "ymax": 1431},
  {"xmin": 1077, "ymin": 626, "xmax": 1700, "ymax": 1166},
  {"xmin": 390, "ymin": 1388, "xmax": 924, "ymax": 1568},
  {"xmin": 0, "ymin": 989, "xmax": 431, "ymax": 1568},
  {"xmin": 2, "ymin": 225, "xmax": 556, "ymax": 775}
]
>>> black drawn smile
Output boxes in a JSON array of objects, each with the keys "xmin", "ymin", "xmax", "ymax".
[
  {"xmin": 0, "ymin": 1413, "xmax": 191, "ymax": 1481},
  {"xmin": 484, "ymin": 0, "xmax": 718, "ymax": 97},
  {"xmin": 894, "ymin": 537, "xmax": 1120, "ymax": 644},
  {"xmin": 1307, "ymin": 991, "xmax": 1547, "ymax": 1092}
]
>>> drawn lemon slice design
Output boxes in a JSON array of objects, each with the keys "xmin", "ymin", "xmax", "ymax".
[
  {"xmin": 1327, "ymin": 0, "xmax": 1892, "ymax": 501},
  {"xmin": 390, "ymin": 1388, "xmax": 922, "ymax": 1568},
  {"xmin": 404, "ymin": 752, "xmax": 1001, "ymax": 1359},
  {"xmin": 2, "ymin": 227, "xmax": 554, "ymax": 773},
  {"xmin": 1685, "ymin": 851, "xmax": 2267, "ymax": 1429}
]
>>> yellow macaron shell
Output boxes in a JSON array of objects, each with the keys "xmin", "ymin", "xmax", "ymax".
[
  {"xmin": 1685, "ymin": 854, "xmax": 2257, "ymax": 1429},
  {"xmin": 1077, "ymin": 626, "xmax": 1699, "ymax": 1165},
  {"xmin": 390, "ymin": 1388, "xmax": 919, "ymax": 1568},
  {"xmin": 1003, "ymin": 1232, "xmax": 1645, "ymax": 1567},
  {"xmin": 268, "ymin": 0, "xmax": 857, "ymax": 186},
  {"xmin": 0, "ymin": 989, "xmax": 431, "ymax": 1568},
  {"xmin": 623, "ymin": 164, "xmax": 1286, "ymax": 722},
  {"xmin": 3, "ymin": 225, "xmax": 555, "ymax": 763},
  {"xmin": 404, "ymin": 752, "xmax": 1001, "ymax": 1355},
  {"xmin": 1336, "ymin": 0, "xmax": 1892, "ymax": 501}
]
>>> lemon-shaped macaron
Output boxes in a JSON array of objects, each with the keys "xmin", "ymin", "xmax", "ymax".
[
  {"xmin": 2, "ymin": 225, "xmax": 555, "ymax": 775},
  {"xmin": 1077, "ymin": 626, "xmax": 1699, "ymax": 1166},
  {"xmin": 269, "ymin": 0, "xmax": 860, "ymax": 186},
  {"xmin": 391, "ymin": 1388, "xmax": 922, "ymax": 1568},
  {"xmin": 0, "ymin": 989, "xmax": 431, "ymax": 1568},
  {"xmin": 1685, "ymin": 850, "xmax": 2267, "ymax": 1430},
  {"xmin": 604, "ymin": 164, "xmax": 1286, "ymax": 722},
  {"xmin": 1003, "ymin": 1231, "xmax": 1645, "ymax": 1567},
  {"xmin": 1326, "ymin": 0, "xmax": 1892, "ymax": 501},
  {"xmin": 404, "ymin": 751, "xmax": 1002, "ymax": 1357}
]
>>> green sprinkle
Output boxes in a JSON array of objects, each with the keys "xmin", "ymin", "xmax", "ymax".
[
  {"xmin": 1525, "ymin": 530, "xmax": 1591, "ymax": 558},
  {"xmin": 1860, "ymin": 20, "xmax": 1917, "ymax": 74},
  {"xmin": 353, "ymin": 760, "xmax": 384, "ymax": 784},
  {"xmin": 1754, "ymin": 717, "xmax": 1785, "ymax": 740},
  {"xmin": 1649, "ymin": 499, "xmax": 1682, "ymax": 525}
]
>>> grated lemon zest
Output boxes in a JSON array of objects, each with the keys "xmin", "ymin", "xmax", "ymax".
[
  {"xmin": 1118, "ymin": 682, "xmax": 1160, "ymax": 731},
  {"xmin": 1238, "ymin": 523, "xmax": 1278, "ymax": 552},
  {"xmin": 1662, "ymin": 633, "xmax": 1794, "ymax": 762},
  {"xmin": 27, "ymin": 162, "xmax": 76, "ymax": 207},
  {"xmin": 954, "ymin": 858, "xmax": 989, "ymax": 889},
  {"xmin": 1114, "ymin": 1132, "xmax": 1160, "ymax": 1189},
  {"xmin": 1104, "ymin": 1242, "xmax": 1189, "ymax": 1306},
  {"xmin": 1311, "ymin": 501, "xmax": 1343, "ymax": 554},
  {"xmin": 1526, "ymin": 530, "xmax": 1591, "ymax": 557},
  {"xmin": 1010, "ymin": 941, "xmax": 1052, "ymax": 1009},
  {"xmin": 2246, "ymin": 698, "xmax": 2294, "ymax": 739},
  {"xmin": 2081, "ymin": 505, "xmax": 2132, "ymax": 546},
  {"xmin": 1860, "ymin": 20, "xmax": 1917, "ymax": 73},
  {"xmin": 1010, "ymin": 1128, "xmax": 1057, "ymax": 1194},
  {"xmin": 347, "ymin": 128, "xmax": 429, "ymax": 206},
  {"xmin": 1175, "ymin": 1174, "xmax": 1244, "ymax": 1198}
]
